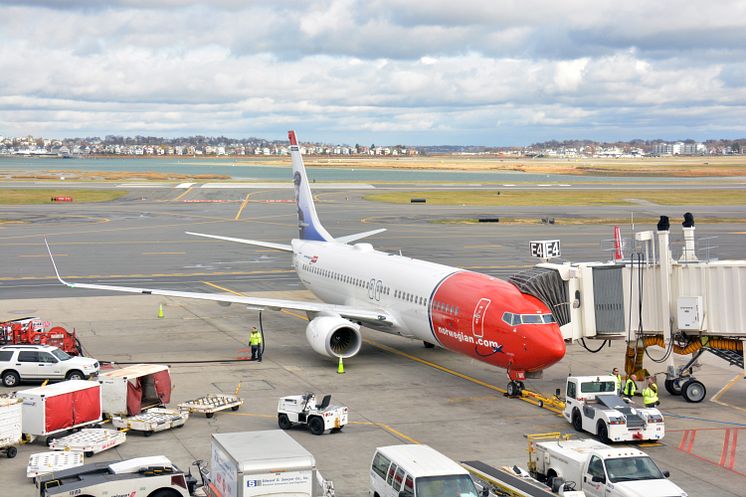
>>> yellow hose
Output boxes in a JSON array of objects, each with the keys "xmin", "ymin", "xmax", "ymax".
[{"xmin": 625, "ymin": 336, "xmax": 742, "ymax": 375}]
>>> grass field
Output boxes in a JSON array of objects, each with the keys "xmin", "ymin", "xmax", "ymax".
[
  {"xmin": 0, "ymin": 189, "xmax": 128, "ymax": 204},
  {"xmin": 364, "ymin": 189, "xmax": 746, "ymax": 206}
]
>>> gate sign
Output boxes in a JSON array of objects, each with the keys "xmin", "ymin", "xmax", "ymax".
[{"xmin": 529, "ymin": 240, "xmax": 561, "ymax": 259}]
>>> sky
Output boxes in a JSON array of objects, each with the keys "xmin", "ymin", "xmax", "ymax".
[{"xmin": 1, "ymin": 1, "xmax": 745, "ymax": 146}]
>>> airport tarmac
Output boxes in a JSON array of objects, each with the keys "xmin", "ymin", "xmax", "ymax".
[{"xmin": 1, "ymin": 184, "xmax": 745, "ymax": 496}]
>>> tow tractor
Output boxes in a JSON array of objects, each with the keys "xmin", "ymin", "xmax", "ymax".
[
  {"xmin": 35, "ymin": 455, "xmax": 199, "ymax": 497},
  {"xmin": 277, "ymin": 393, "xmax": 348, "ymax": 435},
  {"xmin": 562, "ymin": 376, "xmax": 664, "ymax": 443}
]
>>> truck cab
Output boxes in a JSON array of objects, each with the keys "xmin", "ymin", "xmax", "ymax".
[
  {"xmin": 529, "ymin": 439, "xmax": 687, "ymax": 497},
  {"xmin": 562, "ymin": 375, "xmax": 664, "ymax": 443}
]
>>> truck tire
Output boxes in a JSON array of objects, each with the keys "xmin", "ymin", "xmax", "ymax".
[
  {"xmin": 278, "ymin": 414, "xmax": 292, "ymax": 430},
  {"xmin": 2, "ymin": 370, "xmax": 20, "ymax": 387},
  {"xmin": 148, "ymin": 490, "xmax": 181, "ymax": 497},
  {"xmin": 550, "ymin": 476, "xmax": 565, "ymax": 493},
  {"xmin": 308, "ymin": 416, "xmax": 325, "ymax": 436},
  {"xmin": 6, "ymin": 446, "xmax": 17, "ymax": 458},
  {"xmin": 65, "ymin": 370, "xmax": 85, "ymax": 381},
  {"xmin": 572, "ymin": 409, "xmax": 583, "ymax": 431},
  {"xmin": 597, "ymin": 421, "xmax": 610, "ymax": 444},
  {"xmin": 682, "ymin": 379, "xmax": 706, "ymax": 403}
]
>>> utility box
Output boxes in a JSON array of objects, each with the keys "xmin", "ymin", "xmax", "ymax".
[
  {"xmin": 210, "ymin": 430, "xmax": 321, "ymax": 497},
  {"xmin": 677, "ymin": 296, "xmax": 704, "ymax": 330}
]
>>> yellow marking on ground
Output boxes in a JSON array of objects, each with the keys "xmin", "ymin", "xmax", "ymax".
[
  {"xmin": 377, "ymin": 423, "xmax": 420, "ymax": 444},
  {"xmin": 638, "ymin": 442, "xmax": 665, "ymax": 448},
  {"xmin": 202, "ymin": 281, "xmax": 247, "ymax": 296},
  {"xmin": 19, "ymin": 253, "xmax": 68, "ymax": 258},
  {"xmin": 172, "ymin": 187, "xmax": 193, "ymax": 201},
  {"xmin": 0, "ymin": 269, "xmax": 294, "ymax": 282},
  {"xmin": 235, "ymin": 193, "xmax": 251, "ymax": 220},
  {"xmin": 729, "ymin": 231, "xmax": 746, "ymax": 235},
  {"xmin": 142, "ymin": 251, "xmax": 186, "ymax": 255},
  {"xmin": 711, "ymin": 373, "xmax": 746, "ymax": 414}
]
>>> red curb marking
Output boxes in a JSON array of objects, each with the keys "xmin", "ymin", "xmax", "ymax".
[
  {"xmin": 727, "ymin": 429, "xmax": 738, "ymax": 470},
  {"xmin": 721, "ymin": 429, "xmax": 731, "ymax": 466}
]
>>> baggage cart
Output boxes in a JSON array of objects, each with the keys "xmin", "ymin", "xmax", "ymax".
[
  {"xmin": 48, "ymin": 428, "xmax": 126, "ymax": 457},
  {"xmin": 0, "ymin": 396, "xmax": 22, "ymax": 458},
  {"xmin": 17, "ymin": 380, "xmax": 102, "ymax": 441},
  {"xmin": 27, "ymin": 451, "xmax": 85, "ymax": 479},
  {"xmin": 111, "ymin": 407, "xmax": 188, "ymax": 436},
  {"xmin": 178, "ymin": 393, "xmax": 243, "ymax": 418}
]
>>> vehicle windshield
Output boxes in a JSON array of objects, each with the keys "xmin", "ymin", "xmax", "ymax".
[
  {"xmin": 415, "ymin": 475, "xmax": 478, "ymax": 497},
  {"xmin": 580, "ymin": 381, "xmax": 616, "ymax": 393},
  {"xmin": 605, "ymin": 456, "xmax": 664, "ymax": 482},
  {"xmin": 50, "ymin": 349, "xmax": 71, "ymax": 361}
]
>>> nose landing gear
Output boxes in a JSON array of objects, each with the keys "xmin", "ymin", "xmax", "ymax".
[{"xmin": 506, "ymin": 381, "xmax": 525, "ymax": 397}]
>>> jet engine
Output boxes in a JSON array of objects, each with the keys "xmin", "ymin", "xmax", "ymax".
[{"xmin": 305, "ymin": 314, "xmax": 362, "ymax": 358}]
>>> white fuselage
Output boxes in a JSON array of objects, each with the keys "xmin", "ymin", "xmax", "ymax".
[{"xmin": 292, "ymin": 239, "xmax": 455, "ymax": 342}]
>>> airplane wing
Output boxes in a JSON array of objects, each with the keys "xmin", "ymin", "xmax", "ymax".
[
  {"xmin": 45, "ymin": 239, "xmax": 394, "ymax": 326},
  {"xmin": 334, "ymin": 228, "xmax": 387, "ymax": 244},
  {"xmin": 186, "ymin": 231, "xmax": 292, "ymax": 252}
]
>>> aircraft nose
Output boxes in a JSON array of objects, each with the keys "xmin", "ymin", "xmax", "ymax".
[{"xmin": 529, "ymin": 326, "xmax": 566, "ymax": 371}]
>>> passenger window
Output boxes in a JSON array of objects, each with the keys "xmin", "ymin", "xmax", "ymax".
[
  {"xmin": 393, "ymin": 467, "xmax": 405, "ymax": 490},
  {"xmin": 386, "ymin": 464, "xmax": 398, "ymax": 485},
  {"xmin": 39, "ymin": 352, "xmax": 57, "ymax": 363},
  {"xmin": 567, "ymin": 382, "xmax": 576, "ymax": 399},
  {"xmin": 588, "ymin": 456, "xmax": 605, "ymax": 481},
  {"xmin": 371, "ymin": 452, "xmax": 391, "ymax": 479},
  {"xmin": 0, "ymin": 351, "xmax": 13, "ymax": 361},
  {"xmin": 18, "ymin": 351, "xmax": 39, "ymax": 362},
  {"xmin": 404, "ymin": 476, "xmax": 414, "ymax": 495}
]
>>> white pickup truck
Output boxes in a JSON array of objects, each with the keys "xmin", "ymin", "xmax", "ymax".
[
  {"xmin": 563, "ymin": 375, "xmax": 664, "ymax": 443},
  {"xmin": 528, "ymin": 438, "xmax": 686, "ymax": 497}
]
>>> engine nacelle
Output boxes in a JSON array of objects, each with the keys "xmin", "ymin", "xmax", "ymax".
[{"xmin": 305, "ymin": 315, "xmax": 362, "ymax": 358}]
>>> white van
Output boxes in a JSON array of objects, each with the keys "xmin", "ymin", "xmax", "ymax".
[{"xmin": 370, "ymin": 444, "xmax": 480, "ymax": 497}]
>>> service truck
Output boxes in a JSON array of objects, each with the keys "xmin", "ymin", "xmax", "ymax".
[
  {"xmin": 563, "ymin": 376, "xmax": 664, "ymax": 443},
  {"xmin": 207, "ymin": 430, "xmax": 334, "ymax": 497},
  {"xmin": 528, "ymin": 438, "xmax": 687, "ymax": 497}
]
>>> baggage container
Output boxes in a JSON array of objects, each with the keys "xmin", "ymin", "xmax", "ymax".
[
  {"xmin": 17, "ymin": 380, "xmax": 102, "ymax": 438},
  {"xmin": 98, "ymin": 363, "xmax": 171, "ymax": 417},
  {"xmin": 0, "ymin": 396, "xmax": 22, "ymax": 458}
]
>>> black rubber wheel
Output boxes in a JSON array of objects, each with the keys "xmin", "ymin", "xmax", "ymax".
[
  {"xmin": 506, "ymin": 381, "xmax": 520, "ymax": 397},
  {"xmin": 205, "ymin": 412, "xmax": 214, "ymax": 419},
  {"xmin": 6, "ymin": 446, "xmax": 17, "ymax": 458},
  {"xmin": 2, "ymin": 370, "xmax": 20, "ymax": 388},
  {"xmin": 682, "ymin": 379, "xmax": 706, "ymax": 403},
  {"xmin": 423, "ymin": 341, "xmax": 435, "ymax": 349},
  {"xmin": 144, "ymin": 431, "xmax": 154, "ymax": 437},
  {"xmin": 550, "ymin": 476, "xmax": 565, "ymax": 493},
  {"xmin": 231, "ymin": 405, "xmax": 240, "ymax": 411},
  {"xmin": 148, "ymin": 490, "xmax": 182, "ymax": 497},
  {"xmin": 278, "ymin": 414, "xmax": 292, "ymax": 430},
  {"xmin": 84, "ymin": 451, "xmax": 94, "ymax": 458},
  {"xmin": 665, "ymin": 379, "xmax": 683, "ymax": 395},
  {"xmin": 65, "ymin": 370, "xmax": 84, "ymax": 381},
  {"xmin": 308, "ymin": 416, "xmax": 325, "ymax": 436},
  {"xmin": 597, "ymin": 422, "xmax": 610, "ymax": 444},
  {"xmin": 572, "ymin": 409, "xmax": 583, "ymax": 431}
]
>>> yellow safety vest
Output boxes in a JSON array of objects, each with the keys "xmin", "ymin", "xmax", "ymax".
[
  {"xmin": 613, "ymin": 374, "xmax": 623, "ymax": 392},
  {"xmin": 623, "ymin": 378, "xmax": 637, "ymax": 396},
  {"xmin": 642, "ymin": 385, "xmax": 659, "ymax": 405},
  {"xmin": 250, "ymin": 331, "xmax": 262, "ymax": 345}
]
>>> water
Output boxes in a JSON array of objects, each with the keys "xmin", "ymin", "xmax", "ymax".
[{"xmin": 0, "ymin": 156, "xmax": 736, "ymax": 183}]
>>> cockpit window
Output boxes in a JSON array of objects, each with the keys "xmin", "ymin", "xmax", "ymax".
[{"xmin": 503, "ymin": 313, "xmax": 556, "ymax": 325}]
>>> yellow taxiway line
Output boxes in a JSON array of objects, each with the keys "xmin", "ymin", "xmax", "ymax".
[
  {"xmin": 235, "ymin": 193, "xmax": 251, "ymax": 220},
  {"xmin": 172, "ymin": 187, "xmax": 193, "ymax": 201}
]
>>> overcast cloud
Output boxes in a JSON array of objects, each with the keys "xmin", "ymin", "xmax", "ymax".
[{"xmin": 1, "ymin": 0, "xmax": 745, "ymax": 145}]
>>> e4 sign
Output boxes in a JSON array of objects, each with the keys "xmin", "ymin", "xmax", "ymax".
[{"xmin": 529, "ymin": 240, "xmax": 561, "ymax": 259}]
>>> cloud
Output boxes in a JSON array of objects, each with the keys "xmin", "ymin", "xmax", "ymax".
[{"xmin": 0, "ymin": 1, "xmax": 745, "ymax": 144}]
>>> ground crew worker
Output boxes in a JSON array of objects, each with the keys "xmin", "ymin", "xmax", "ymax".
[
  {"xmin": 612, "ymin": 368, "xmax": 623, "ymax": 394},
  {"xmin": 642, "ymin": 376, "xmax": 660, "ymax": 407},
  {"xmin": 249, "ymin": 326, "xmax": 263, "ymax": 362},
  {"xmin": 623, "ymin": 373, "xmax": 638, "ymax": 398}
]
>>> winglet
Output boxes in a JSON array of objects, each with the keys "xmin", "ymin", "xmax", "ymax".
[
  {"xmin": 45, "ymin": 238, "xmax": 73, "ymax": 287},
  {"xmin": 288, "ymin": 130, "xmax": 298, "ymax": 146}
]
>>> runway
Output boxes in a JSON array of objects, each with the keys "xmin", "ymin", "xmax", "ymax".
[{"xmin": 1, "ymin": 183, "xmax": 745, "ymax": 496}]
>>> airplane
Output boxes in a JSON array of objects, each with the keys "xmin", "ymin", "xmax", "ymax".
[{"xmin": 46, "ymin": 130, "xmax": 566, "ymax": 395}]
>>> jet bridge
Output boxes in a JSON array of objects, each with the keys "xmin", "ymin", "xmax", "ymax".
[{"xmin": 513, "ymin": 214, "xmax": 746, "ymax": 402}]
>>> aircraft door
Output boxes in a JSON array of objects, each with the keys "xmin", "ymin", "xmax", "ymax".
[{"xmin": 472, "ymin": 298, "xmax": 491, "ymax": 338}]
